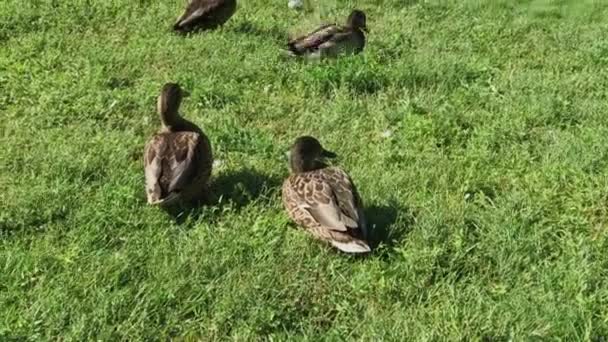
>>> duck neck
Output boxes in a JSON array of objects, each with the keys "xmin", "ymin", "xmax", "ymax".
[
  {"xmin": 159, "ymin": 110, "xmax": 185, "ymax": 130},
  {"xmin": 353, "ymin": 28, "xmax": 366, "ymax": 51},
  {"xmin": 290, "ymin": 158, "xmax": 326, "ymax": 173},
  {"xmin": 160, "ymin": 111, "xmax": 202, "ymax": 134},
  {"xmin": 354, "ymin": 27, "xmax": 366, "ymax": 37}
]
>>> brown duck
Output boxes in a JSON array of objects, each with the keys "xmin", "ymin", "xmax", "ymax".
[
  {"xmin": 282, "ymin": 136, "xmax": 371, "ymax": 253},
  {"xmin": 144, "ymin": 83, "xmax": 213, "ymax": 206},
  {"xmin": 173, "ymin": 0, "xmax": 237, "ymax": 33},
  {"xmin": 287, "ymin": 10, "xmax": 368, "ymax": 59}
]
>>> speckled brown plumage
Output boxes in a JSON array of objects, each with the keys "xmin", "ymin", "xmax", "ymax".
[
  {"xmin": 173, "ymin": 0, "xmax": 237, "ymax": 33},
  {"xmin": 144, "ymin": 83, "xmax": 213, "ymax": 206},
  {"xmin": 287, "ymin": 10, "xmax": 367, "ymax": 59},
  {"xmin": 282, "ymin": 136, "xmax": 370, "ymax": 253}
]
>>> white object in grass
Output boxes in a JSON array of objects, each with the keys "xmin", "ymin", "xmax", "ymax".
[
  {"xmin": 288, "ymin": 0, "xmax": 303, "ymax": 9},
  {"xmin": 381, "ymin": 129, "xmax": 394, "ymax": 138}
]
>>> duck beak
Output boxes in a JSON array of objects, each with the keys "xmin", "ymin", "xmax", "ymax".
[{"xmin": 321, "ymin": 149, "xmax": 337, "ymax": 159}]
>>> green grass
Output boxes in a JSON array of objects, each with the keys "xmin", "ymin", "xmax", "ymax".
[{"xmin": 2, "ymin": 0, "xmax": 608, "ymax": 339}]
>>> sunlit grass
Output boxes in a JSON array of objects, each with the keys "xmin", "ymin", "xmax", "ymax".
[{"xmin": 1, "ymin": 0, "xmax": 608, "ymax": 339}]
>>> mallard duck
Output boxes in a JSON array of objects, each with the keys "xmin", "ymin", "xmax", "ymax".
[
  {"xmin": 173, "ymin": 0, "xmax": 237, "ymax": 33},
  {"xmin": 282, "ymin": 136, "xmax": 371, "ymax": 253},
  {"xmin": 287, "ymin": 10, "xmax": 368, "ymax": 59},
  {"xmin": 144, "ymin": 83, "xmax": 213, "ymax": 206}
]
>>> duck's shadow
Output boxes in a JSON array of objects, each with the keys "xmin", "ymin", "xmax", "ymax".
[
  {"xmin": 167, "ymin": 168, "xmax": 282, "ymax": 224},
  {"xmin": 366, "ymin": 201, "xmax": 415, "ymax": 250}
]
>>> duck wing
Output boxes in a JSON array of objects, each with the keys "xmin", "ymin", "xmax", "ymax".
[
  {"xmin": 300, "ymin": 169, "xmax": 363, "ymax": 233},
  {"xmin": 287, "ymin": 24, "xmax": 343, "ymax": 55},
  {"xmin": 144, "ymin": 132, "xmax": 202, "ymax": 204},
  {"xmin": 174, "ymin": 0, "xmax": 235, "ymax": 32},
  {"xmin": 314, "ymin": 29, "xmax": 365, "ymax": 57},
  {"xmin": 325, "ymin": 167, "xmax": 365, "ymax": 230},
  {"xmin": 144, "ymin": 136, "xmax": 164, "ymax": 204}
]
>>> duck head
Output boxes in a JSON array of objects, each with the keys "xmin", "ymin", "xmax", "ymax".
[
  {"xmin": 347, "ymin": 10, "xmax": 368, "ymax": 32},
  {"xmin": 289, "ymin": 136, "xmax": 337, "ymax": 173}
]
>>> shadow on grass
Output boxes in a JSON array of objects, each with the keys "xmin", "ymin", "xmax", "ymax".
[
  {"xmin": 231, "ymin": 21, "xmax": 286, "ymax": 43},
  {"xmin": 366, "ymin": 201, "xmax": 415, "ymax": 250},
  {"xmin": 166, "ymin": 168, "xmax": 282, "ymax": 224},
  {"xmin": 208, "ymin": 168, "xmax": 282, "ymax": 208}
]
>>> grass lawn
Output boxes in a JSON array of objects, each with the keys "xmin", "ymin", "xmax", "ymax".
[{"xmin": 2, "ymin": 0, "xmax": 608, "ymax": 339}]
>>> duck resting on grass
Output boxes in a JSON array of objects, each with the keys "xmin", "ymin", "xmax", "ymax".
[
  {"xmin": 282, "ymin": 136, "xmax": 371, "ymax": 253},
  {"xmin": 173, "ymin": 0, "xmax": 237, "ymax": 33},
  {"xmin": 287, "ymin": 10, "xmax": 368, "ymax": 59},
  {"xmin": 144, "ymin": 83, "xmax": 213, "ymax": 207}
]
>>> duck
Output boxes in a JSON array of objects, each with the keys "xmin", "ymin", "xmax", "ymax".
[
  {"xmin": 287, "ymin": 10, "xmax": 368, "ymax": 59},
  {"xmin": 282, "ymin": 136, "xmax": 371, "ymax": 253},
  {"xmin": 144, "ymin": 83, "xmax": 213, "ymax": 206},
  {"xmin": 173, "ymin": 0, "xmax": 237, "ymax": 33}
]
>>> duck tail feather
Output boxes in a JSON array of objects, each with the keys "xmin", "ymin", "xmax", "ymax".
[
  {"xmin": 330, "ymin": 239, "xmax": 372, "ymax": 254},
  {"xmin": 287, "ymin": 41, "xmax": 301, "ymax": 55},
  {"xmin": 150, "ymin": 192, "xmax": 181, "ymax": 206}
]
